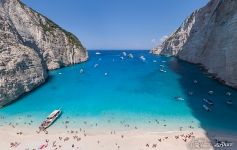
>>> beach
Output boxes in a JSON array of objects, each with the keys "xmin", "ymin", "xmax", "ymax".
[
  {"xmin": 0, "ymin": 125, "xmax": 215, "ymax": 150},
  {"xmin": 1, "ymin": 119, "xmax": 237, "ymax": 150}
]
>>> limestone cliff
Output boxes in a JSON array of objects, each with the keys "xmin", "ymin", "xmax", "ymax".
[
  {"xmin": 0, "ymin": 0, "xmax": 88, "ymax": 106},
  {"xmin": 153, "ymin": 0, "xmax": 237, "ymax": 88}
]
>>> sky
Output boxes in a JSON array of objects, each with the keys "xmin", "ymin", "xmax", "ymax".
[{"xmin": 22, "ymin": 0, "xmax": 208, "ymax": 50}]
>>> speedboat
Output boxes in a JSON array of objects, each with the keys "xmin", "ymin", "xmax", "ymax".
[
  {"xmin": 226, "ymin": 100, "xmax": 233, "ymax": 105},
  {"xmin": 128, "ymin": 53, "xmax": 133, "ymax": 58},
  {"xmin": 203, "ymin": 98, "xmax": 214, "ymax": 105},
  {"xmin": 39, "ymin": 109, "xmax": 61, "ymax": 131},
  {"xmin": 140, "ymin": 56, "xmax": 146, "ymax": 61},
  {"xmin": 160, "ymin": 69, "xmax": 167, "ymax": 73},
  {"xmin": 122, "ymin": 52, "xmax": 127, "ymax": 56},
  {"xmin": 94, "ymin": 64, "xmax": 99, "ymax": 68},
  {"xmin": 226, "ymin": 92, "xmax": 231, "ymax": 96},
  {"xmin": 160, "ymin": 65, "xmax": 165, "ymax": 67},
  {"xmin": 208, "ymin": 91, "xmax": 214, "ymax": 95},
  {"xmin": 80, "ymin": 68, "xmax": 84, "ymax": 74},
  {"xmin": 203, "ymin": 104, "xmax": 211, "ymax": 112},
  {"xmin": 175, "ymin": 96, "xmax": 184, "ymax": 101}
]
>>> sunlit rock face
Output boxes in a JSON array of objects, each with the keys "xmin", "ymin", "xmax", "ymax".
[
  {"xmin": 153, "ymin": 0, "xmax": 237, "ymax": 88},
  {"xmin": 0, "ymin": 0, "xmax": 88, "ymax": 106}
]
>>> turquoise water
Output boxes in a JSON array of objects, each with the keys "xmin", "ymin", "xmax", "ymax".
[{"xmin": 1, "ymin": 50, "xmax": 237, "ymax": 132}]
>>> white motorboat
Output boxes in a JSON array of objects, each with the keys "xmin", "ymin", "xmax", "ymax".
[
  {"xmin": 208, "ymin": 91, "xmax": 214, "ymax": 95},
  {"xmin": 128, "ymin": 53, "xmax": 134, "ymax": 58},
  {"xmin": 226, "ymin": 100, "xmax": 233, "ymax": 105},
  {"xmin": 203, "ymin": 105, "xmax": 211, "ymax": 112},
  {"xmin": 160, "ymin": 69, "xmax": 167, "ymax": 73},
  {"xmin": 175, "ymin": 96, "xmax": 185, "ymax": 101},
  {"xmin": 140, "ymin": 56, "xmax": 146, "ymax": 61},
  {"xmin": 80, "ymin": 68, "xmax": 84, "ymax": 74},
  {"xmin": 160, "ymin": 65, "xmax": 165, "ymax": 67},
  {"xmin": 122, "ymin": 52, "xmax": 127, "ymax": 56},
  {"xmin": 203, "ymin": 98, "xmax": 214, "ymax": 105},
  {"xmin": 94, "ymin": 64, "xmax": 99, "ymax": 68},
  {"xmin": 226, "ymin": 92, "xmax": 231, "ymax": 96}
]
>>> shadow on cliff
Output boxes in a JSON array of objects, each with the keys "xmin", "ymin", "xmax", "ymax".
[
  {"xmin": 168, "ymin": 57, "xmax": 237, "ymax": 150},
  {"xmin": 3, "ymin": 75, "xmax": 53, "ymax": 108}
]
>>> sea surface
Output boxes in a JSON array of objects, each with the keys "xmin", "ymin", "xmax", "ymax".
[{"xmin": 1, "ymin": 50, "xmax": 237, "ymax": 133}]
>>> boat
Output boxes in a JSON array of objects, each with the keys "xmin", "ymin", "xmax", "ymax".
[
  {"xmin": 140, "ymin": 56, "xmax": 146, "ymax": 61},
  {"xmin": 160, "ymin": 69, "xmax": 167, "ymax": 73},
  {"xmin": 122, "ymin": 52, "xmax": 127, "ymax": 56},
  {"xmin": 80, "ymin": 68, "xmax": 84, "ymax": 74},
  {"xmin": 203, "ymin": 104, "xmax": 211, "ymax": 111},
  {"xmin": 95, "ymin": 52, "xmax": 101, "ymax": 55},
  {"xmin": 208, "ymin": 91, "xmax": 214, "ymax": 95},
  {"xmin": 203, "ymin": 98, "xmax": 214, "ymax": 105},
  {"xmin": 175, "ymin": 96, "xmax": 184, "ymax": 101},
  {"xmin": 193, "ymin": 80, "xmax": 198, "ymax": 84},
  {"xmin": 226, "ymin": 92, "xmax": 231, "ymax": 96},
  {"xmin": 226, "ymin": 100, "xmax": 233, "ymax": 105},
  {"xmin": 128, "ymin": 53, "xmax": 133, "ymax": 58},
  {"xmin": 160, "ymin": 65, "xmax": 165, "ymax": 67},
  {"xmin": 39, "ymin": 109, "xmax": 61, "ymax": 131},
  {"xmin": 94, "ymin": 64, "xmax": 99, "ymax": 68}
]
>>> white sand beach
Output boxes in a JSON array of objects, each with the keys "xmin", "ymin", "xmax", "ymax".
[{"xmin": 1, "ymin": 124, "xmax": 237, "ymax": 150}]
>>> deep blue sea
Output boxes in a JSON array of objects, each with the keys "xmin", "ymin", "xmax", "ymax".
[{"xmin": 1, "ymin": 50, "xmax": 237, "ymax": 133}]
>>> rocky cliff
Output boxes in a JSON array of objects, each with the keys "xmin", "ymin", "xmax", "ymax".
[
  {"xmin": 0, "ymin": 0, "xmax": 88, "ymax": 106},
  {"xmin": 153, "ymin": 0, "xmax": 237, "ymax": 88}
]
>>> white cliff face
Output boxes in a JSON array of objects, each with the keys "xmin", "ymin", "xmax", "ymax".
[
  {"xmin": 3, "ymin": 0, "xmax": 88, "ymax": 70},
  {"xmin": 153, "ymin": 0, "xmax": 237, "ymax": 88},
  {"xmin": 0, "ymin": 0, "xmax": 88, "ymax": 106}
]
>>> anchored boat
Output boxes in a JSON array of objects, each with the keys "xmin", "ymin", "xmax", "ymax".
[
  {"xmin": 226, "ymin": 100, "xmax": 233, "ymax": 105},
  {"xmin": 39, "ymin": 109, "xmax": 61, "ymax": 131},
  {"xmin": 203, "ymin": 104, "xmax": 211, "ymax": 112},
  {"xmin": 203, "ymin": 98, "xmax": 214, "ymax": 105}
]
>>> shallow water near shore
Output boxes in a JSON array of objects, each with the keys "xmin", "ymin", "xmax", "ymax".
[{"xmin": 1, "ymin": 50, "xmax": 237, "ymax": 134}]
